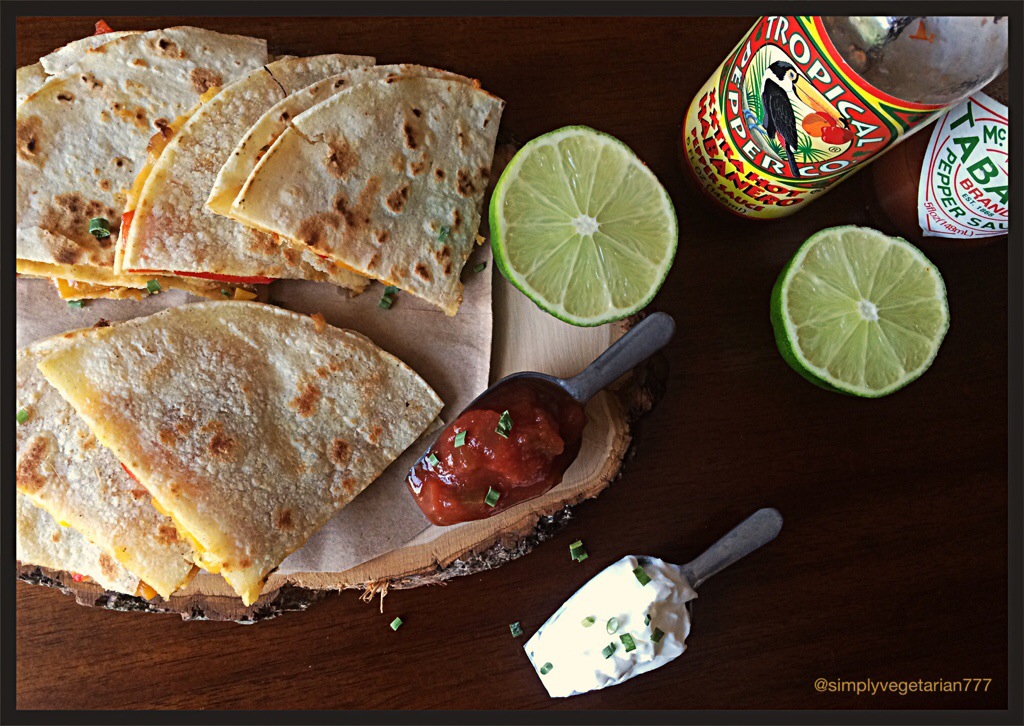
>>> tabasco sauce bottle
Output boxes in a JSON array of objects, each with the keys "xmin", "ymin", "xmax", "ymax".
[{"xmin": 682, "ymin": 16, "xmax": 1008, "ymax": 219}]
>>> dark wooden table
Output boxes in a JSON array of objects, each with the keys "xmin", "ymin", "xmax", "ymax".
[{"xmin": 15, "ymin": 15, "xmax": 1009, "ymax": 711}]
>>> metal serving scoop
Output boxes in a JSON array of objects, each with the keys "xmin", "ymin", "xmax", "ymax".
[
  {"xmin": 473, "ymin": 311, "xmax": 676, "ymax": 408},
  {"xmin": 640, "ymin": 507, "xmax": 784, "ymax": 590}
]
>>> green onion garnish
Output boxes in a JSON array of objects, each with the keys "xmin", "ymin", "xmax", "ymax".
[
  {"xmin": 606, "ymin": 617, "xmax": 619, "ymax": 634},
  {"xmin": 378, "ymin": 285, "xmax": 399, "ymax": 309},
  {"xmin": 633, "ymin": 566, "xmax": 651, "ymax": 586},
  {"xmin": 146, "ymin": 279, "xmax": 161, "ymax": 294},
  {"xmin": 602, "ymin": 642, "xmax": 616, "ymax": 659},
  {"xmin": 426, "ymin": 453, "xmax": 439, "ymax": 467},
  {"xmin": 221, "ymin": 289, "xmax": 232, "ymax": 297},
  {"xmin": 390, "ymin": 617, "xmax": 403, "ymax": 631},
  {"xmin": 581, "ymin": 616, "xmax": 596, "ymax": 628},
  {"xmin": 453, "ymin": 430, "xmax": 467, "ymax": 448},
  {"xmin": 495, "ymin": 410, "xmax": 513, "ymax": 438},
  {"xmin": 474, "ymin": 261, "xmax": 487, "ymax": 273},
  {"xmin": 652, "ymin": 628, "xmax": 665, "ymax": 643},
  {"xmin": 620, "ymin": 633, "xmax": 637, "ymax": 652},
  {"xmin": 67, "ymin": 300, "xmax": 84, "ymax": 309},
  {"xmin": 644, "ymin": 613, "xmax": 651, "ymax": 626},
  {"xmin": 437, "ymin": 226, "xmax": 450, "ymax": 244},
  {"xmin": 509, "ymin": 622, "xmax": 522, "ymax": 637},
  {"xmin": 484, "ymin": 486, "xmax": 500, "ymax": 507},
  {"xmin": 569, "ymin": 540, "xmax": 588, "ymax": 562},
  {"xmin": 539, "ymin": 662, "xmax": 553, "ymax": 675},
  {"xmin": 16, "ymin": 409, "xmax": 29, "ymax": 425},
  {"xmin": 88, "ymin": 217, "xmax": 110, "ymax": 239}
]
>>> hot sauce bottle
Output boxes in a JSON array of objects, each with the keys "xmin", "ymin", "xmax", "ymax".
[{"xmin": 681, "ymin": 16, "xmax": 1008, "ymax": 219}]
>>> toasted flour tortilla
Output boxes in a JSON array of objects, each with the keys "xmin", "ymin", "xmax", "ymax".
[
  {"xmin": 119, "ymin": 54, "xmax": 374, "ymax": 289},
  {"xmin": 16, "ymin": 27, "xmax": 267, "ymax": 292},
  {"xmin": 16, "ymin": 64, "xmax": 49, "ymax": 106},
  {"xmin": 208, "ymin": 64, "xmax": 477, "ymax": 219},
  {"xmin": 231, "ymin": 76, "xmax": 504, "ymax": 315},
  {"xmin": 17, "ymin": 493, "xmax": 142, "ymax": 596},
  {"xmin": 39, "ymin": 30, "xmax": 140, "ymax": 74},
  {"xmin": 37, "ymin": 302, "xmax": 443, "ymax": 605},
  {"xmin": 17, "ymin": 333, "xmax": 195, "ymax": 599}
]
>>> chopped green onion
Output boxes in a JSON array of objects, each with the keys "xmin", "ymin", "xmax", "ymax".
[
  {"xmin": 606, "ymin": 617, "xmax": 619, "ymax": 634},
  {"xmin": 379, "ymin": 285, "xmax": 399, "ymax": 309},
  {"xmin": 88, "ymin": 217, "xmax": 110, "ymax": 239},
  {"xmin": 221, "ymin": 289, "xmax": 232, "ymax": 297},
  {"xmin": 146, "ymin": 279, "xmax": 161, "ymax": 294},
  {"xmin": 633, "ymin": 565, "xmax": 651, "ymax": 586},
  {"xmin": 16, "ymin": 409, "xmax": 29, "ymax": 425},
  {"xmin": 389, "ymin": 617, "xmax": 403, "ymax": 631},
  {"xmin": 509, "ymin": 622, "xmax": 522, "ymax": 637},
  {"xmin": 581, "ymin": 616, "xmax": 596, "ymax": 628},
  {"xmin": 539, "ymin": 662, "xmax": 553, "ymax": 675},
  {"xmin": 484, "ymin": 486, "xmax": 500, "ymax": 507},
  {"xmin": 495, "ymin": 410, "xmax": 513, "ymax": 438},
  {"xmin": 620, "ymin": 633, "xmax": 636, "ymax": 652},
  {"xmin": 569, "ymin": 540, "xmax": 588, "ymax": 562},
  {"xmin": 426, "ymin": 453, "xmax": 439, "ymax": 467},
  {"xmin": 652, "ymin": 627, "xmax": 665, "ymax": 643},
  {"xmin": 66, "ymin": 300, "xmax": 85, "ymax": 309},
  {"xmin": 474, "ymin": 261, "xmax": 487, "ymax": 273},
  {"xmin": 437, "ymin": 226, "xmax": 450, "ymax": 244},
  {"xmin": 453, "ymin": 430, "xmax": 467, "ymax": 447},
  {"xmin": 644, "ymin": 613, "xmax": 651, "ymax": 626},
  {"xmin": 602, "ymin": 642, "xmax": 616, "ymax": 659}
]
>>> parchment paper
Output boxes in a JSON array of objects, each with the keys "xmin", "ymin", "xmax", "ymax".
[{"xmin": 15, "ymin": 242, "xmax": 492, "ymax": 576}]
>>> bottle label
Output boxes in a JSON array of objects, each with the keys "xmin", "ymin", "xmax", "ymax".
[
  {"xmin": 917, "ymin": 93, "xmax": 1009, "ymax": 239},
  {"xmin": 683, "ymin": 16, "xmax": 944, "ymax": 219}
]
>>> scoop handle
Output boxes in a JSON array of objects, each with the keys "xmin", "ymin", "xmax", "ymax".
[
  {"xmin": 679, "ymin": 508, "xmax": 783, "ymax": 589},
  {"xmin": 561, "ymin": 312, "xmax": 675, "ymax": 403}
]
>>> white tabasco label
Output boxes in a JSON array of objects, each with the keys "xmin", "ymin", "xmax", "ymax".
[
  {"xmin": 683, "ymin": 16, "xmax": 944, "ymax": 219},
  {"xmin": 918, "ymin": 93, "xmax": 1009, "ymax": 239}
]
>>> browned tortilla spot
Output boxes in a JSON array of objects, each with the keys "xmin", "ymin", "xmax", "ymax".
[
  {"xmin": 16, "ymin": 436, "xmax": 50, "ymax": 494},
  {"xmin": 156, "ymin": 37, "xmax": 186, "ymax": 59},
  {"xmin": 390, "ymin": 265, "xmax": 407, "ymax": 281},
  {"xmin": 282, "ymin": 246, "xmax": 299, "ymax": 264},
  {"xmin": 452, "ymin": 209, "xmax": 462, "ymax": 231},
  {"xmin": 483, "ymin": 116, "xmax": 490, "ymax": 128},
  {"xmin": 333, "ymin": 79, "xmax": 346, "ymax": 89},
  {"xmin": 99, "ymin": 179, "xmax": 111, "ymax": 191},
  {"xmin": 435, "ymin": 245, "xmax": 451, "ymax": 264},
  {"xmin": 289, "ymin": 382, "xmax": 322, "ymax": 418},
  {"xmin": 456, "ymin": 169, "xmax": 475, "ymax": 197},
  {"xmin": 444, "ymin": 261, "xmax": 453, "ymax": 275},
  {"xmin": 42, "ymin": 193, "xmax": 119, "ymax": 250},
  {"xmin": 99, "ymin": 110, "xmax": 111, "ymax": 122},
  {"xmin": 367, "ymin": 252, "xmax": 381, "ymax": 269},
  {"xmin": 479, "ymin": 165, "xmax": 491, "ymax": 178},
  {"xmin": 79, "ymin": 73, "xmax": 102, "ymax": 90},
  {"xmin": 98, "ymin": 553, "xmax": 119, "ymax": 580},
  {"xmin": 434, "ymin": 168, "xmax": 445, "ymax": 181},
  {"xmin": 274, "ymin": 509, "xmax": 294, "ymax": 531},
  {"xmin": 114, "ymin": 157, "xmax": 127, "ymax": 169},
  {"xmin": 16, "ymin": 116, "xmax": 43, "ymax": 164},
  {"xmin": 409, "ymin": 160, "xmax": 428, "ymax": 176},
  {"xmin": 332, "ymin": 177, "xmax": 380, "ymax": 232},
  {"xmin": 386, "ymin": 184, "xmax": 410, "ymax": 213},
  {"xmin": 280, "ymin": 110, "xmax": 290, "ymax": 121},
  {"xmin": 325, "ymin": 138, "xmax": 358, "ymax": 179},
  {"xmin": 368, "ymin": 425, "xmax": 383, "ymax": 445},
  {"xmin": 310, "ymin": 312, "xmax": 326, "ymax": 333},
  {"xmin": 373, "ymin": 229, "xmax": 390, "ymax": 246},
  {"xmin": 329, "ymin": 439, "xmax": 351, "ymax": 467},
  {"xmin": 297, "ymin": 212, "xmax": 341, "ymax": 249},
  {"xmin": 190, "ymin": 68, "xmax": 222, "ymax": 95},
  {"xmin": 414, "ymin": 263, "xmax": 432, "ymax": 282},
  {"xmin": 158, "ymin": 428, "xmax": 177, "ymax": 446},
  {"xmin": 208, "ymin": 431, "xmax": 236, "ymax": 458},
  {"xmin": 176, "ymin": 418, "xmax": 194, "ymax": 436},
  {"xmin": 157, "ymin": 524, "xmax": 180, "ymax": 545},
  {"xmin": 52, "ymin": 532, "xmax": 61, "ymax": 543},
  {"xmin": 56, "ymin": 92, "xmax": 74, "ymax": 102},
  {"xmin": 132, "ymin": 57, "xmax": 148, "ymax": 67},
  {"xmin": 246, "ymin": 229, "xmax": 281, "ymax": 256},
  {"xmin": 402, "ymin": 122, "xmax": 418, "ymax": 150},
  {"xmin": 130, "ymin": 488, "xmax": 148, "ymax": 501}
]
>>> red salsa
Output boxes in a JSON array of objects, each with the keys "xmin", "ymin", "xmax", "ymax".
[{"xmin": 408, "ymin": 378, "xmax": 587, "ymax": 526}]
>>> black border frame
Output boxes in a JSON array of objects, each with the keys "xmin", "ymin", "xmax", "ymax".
[{"xmin": 3, "ymin": 2, "xmax": 1020, "ymax": 724}]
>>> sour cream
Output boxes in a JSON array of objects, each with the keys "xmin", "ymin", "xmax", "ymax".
[{"xmin": 524, "ymin": 555, "xmax": 697, "ymax": 698}]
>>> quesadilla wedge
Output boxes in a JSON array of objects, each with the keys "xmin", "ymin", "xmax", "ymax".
[
  {"xmin": 16, "ymin": 63, "xmax": 49, "ymax": 106},
  {"xmin": 208, "ymin": 64, "xmax": 478, "ymax": 219},
  {"xmin": 118, "ymin": 54, "xmax": 374, "ymax": 289},
  {"xmin": 16, "ymin": 26, "xmax": 267, "ymax": 297},
  {"xmin": 36, "ymin": 302, "xmax": 443, "ymax": 605},
  {"xmin": 230, "ymin": 76, "xmax": 504, "ymax": 315},
  {"xmin": 17, "ymin": 333, "xmax": 196, "ymax": 599},
  {"xmin": 17, "ymin": 493, "xmax": 143, "ymax": 596}
]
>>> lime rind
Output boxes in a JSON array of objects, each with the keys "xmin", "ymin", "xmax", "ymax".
[
  {"xmin": 490, "ymin": 125, "xmax": 678, "ymax": 327},
  {"xmin": 771, "ymin": 226, "xmax": 949, "ymax": 398}
]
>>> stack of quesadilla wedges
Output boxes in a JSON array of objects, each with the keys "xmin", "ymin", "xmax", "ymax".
[{"xmin": 19, "ymin": 303, "xmax": 443, "ymax": 605}]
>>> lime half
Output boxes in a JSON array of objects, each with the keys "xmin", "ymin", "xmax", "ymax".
[
  {"xmin": 771, "ymin": 226, "xmax": 949, "ymax": 397},
  {"xmin": 489, "ymin": 126, "xmax": 677, "ymax": 326}
]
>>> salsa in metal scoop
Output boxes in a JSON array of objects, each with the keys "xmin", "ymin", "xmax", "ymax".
[{"xmin": 407, "ymin": 312, "xmax": 675, "ymax": 526}]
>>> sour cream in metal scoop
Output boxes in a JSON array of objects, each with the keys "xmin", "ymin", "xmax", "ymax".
[{"xmin": 524, "ymin": 555, "xmax": 697, "ymax": 698}]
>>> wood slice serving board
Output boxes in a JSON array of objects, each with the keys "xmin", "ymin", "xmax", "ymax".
[{"xmin": 18, "ymin": 274, "xmax": 663, "ymax": 622}]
